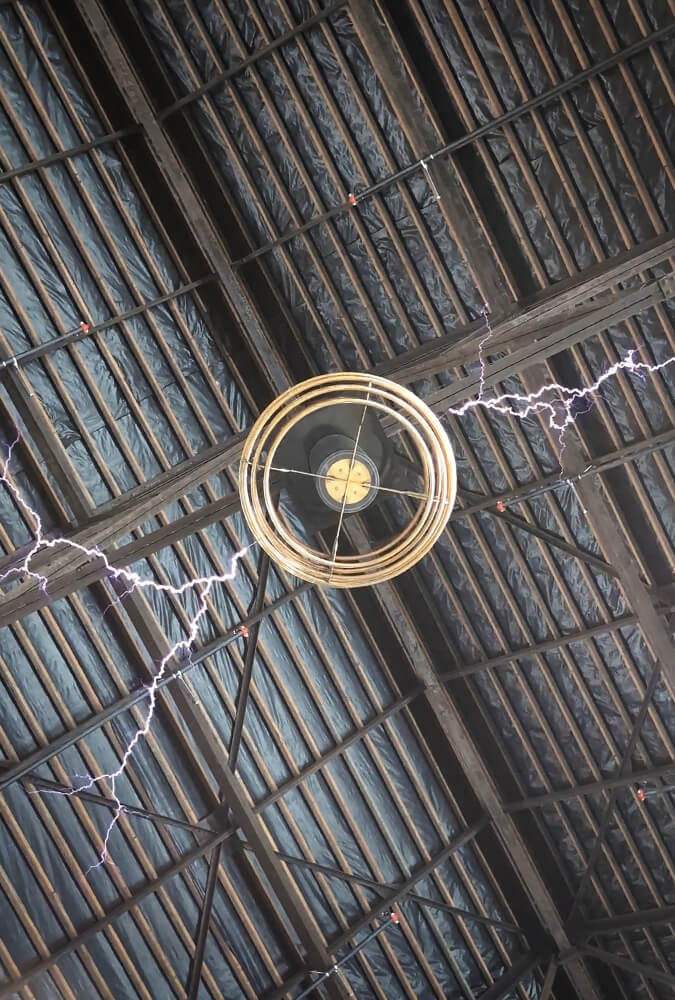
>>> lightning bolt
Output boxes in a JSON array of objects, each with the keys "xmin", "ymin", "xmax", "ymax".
[
  {"xmin": 448, "ymin": 348, "xmax": 674, "ymax": 435},
  {"xmin": 1, "ymin": 434, "xmax": 249, "ymax": 868},
  {"xmin": 476, "ymin": 301, "xmax": 493, "ymax": 402},
  {"xmin": 0, "ymin": 345, "xmax": 672, "ymax": 866}
]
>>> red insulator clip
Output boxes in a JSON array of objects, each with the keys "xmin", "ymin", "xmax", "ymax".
[
  {"xmin": 496, "ymin": 500, "xmax": 506, "ymax": 512},
  {"xmin": 390, "ymin": 910, "xmax": 400, "ymax": 924},
  {"xmin": 635, "ymin": 786, "xmax": 646, "ymax": 802},
  {"xmin": 79, "ymin": 321, "xmax": 90, "ymax": 334},
  {"xmin": 348, "ymin": 192, "xmax": 358, "ymax": 206},
  {"xmin": 239, "ymin": 625, "xmax": 249, "ymax": 638}
]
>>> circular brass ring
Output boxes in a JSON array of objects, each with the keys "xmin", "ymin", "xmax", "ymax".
[{"xmin": 238, "ymin": 373, "xmax": 457, "ymax": 587}]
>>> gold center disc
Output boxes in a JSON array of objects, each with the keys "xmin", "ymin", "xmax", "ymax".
[{"xmin": 324, "ymin": 457, "xmax": 372, "ymax": 506}]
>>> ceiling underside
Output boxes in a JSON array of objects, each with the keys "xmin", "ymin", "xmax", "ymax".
[{"xmin": 0, "ymin": 1, "xmax": 673, "ymax": 998}]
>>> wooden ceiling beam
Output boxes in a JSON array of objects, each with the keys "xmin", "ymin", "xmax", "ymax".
[{"xmin": 348, "ymin": 0, "xmax": 513, "ymax": 311}]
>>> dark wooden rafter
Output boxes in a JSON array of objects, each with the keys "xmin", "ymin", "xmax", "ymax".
[
  {"xmin": 348, "ymin": 0, "xmax": 513, "ymax": 311},
  {"xmin": 70, "ymin": 0, "xmax": 291, "ymax": 398}
]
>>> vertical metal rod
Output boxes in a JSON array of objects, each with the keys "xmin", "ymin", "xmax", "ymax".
[
  {"xmin": 294, "ymin": 913, "xmax": 400, "ymax": 1000},
  {"xmin": 227, "ymin": 553, "xmax": 271, "ymax": 769},
  {"xmin": 186, "ymin": 552, "xmax": 271, "ymax": 999}
]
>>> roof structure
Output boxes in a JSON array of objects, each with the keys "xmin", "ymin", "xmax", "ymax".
[{"xmin": 0, "ymin": 1, "xmax": 673, "ymax": 998}]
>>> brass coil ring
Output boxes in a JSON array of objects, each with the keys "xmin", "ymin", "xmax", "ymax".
[{"xmin": 238, "ymin": 373, "xmax": 457, "ymax": 588}]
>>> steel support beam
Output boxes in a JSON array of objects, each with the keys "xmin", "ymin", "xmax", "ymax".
[
  {"xmin": 265, "ymin": 819, "xmax": 488, "ymax": 1000},
  {"xmin": 571, "ymin": 946, "xmax": 675, "ymax": 989},
  {"xmin": 454, "ymin": 427, "xmax": 675, "ymax": 518},
  {"xmin": 0, "ymin": 824, "xmax": 239, "ymax": 1000},
  {"xmin": 186, "ymin": 553, "xmax": 270, "ymax": 1000},
  {"xmin": 566, "ymin": 631, "xmax": 664, "ymax": 924},
  {"xmin": 73, "ymin": 0, "xmax": 291, "ymax": 396},
  {"xmin": 226, "ymin": 553, "xmax": 270, "ymax": 769},
  {"xmin": 14, "ymin": 771, "xmax": 211, "ymax": 836},
  {"xmin": 539, "ymin": 957, "xmax": 558, "ymax": 1000},
  {"xmin": 158, "ymin": 3, "xmax": 346, "ymax": 121},
  {"xmin": 186, "ymin": 842, "xmax": 224, "ymax": 1000},
  {"xmin": 0, "ymin": 276, "xmax": 213, "ymax": 370},
  {"xmin": 0, "ymin": 583, "xmax": 310, "ymax": 794},
  {"xmin": 440, "ymin": 602, "xmax": 675, "ymax": 684},
  {"xmin": 241, "ymin": 842, "xmax": 522, "ymax": 936},
  {"xmin": 524, "ymin": 373, "xmax": 675, "ymax": 697},
  {"xmin": 0, "ymin": 126, "xmax": 139, "ymax": 184},
  {"xmin": 345, "ymin": 520, "xmax": 603, "ymax": 1000},
  {"xmin": 1, "ymin": 235, "xmax": 669, "ymax": 629},
  {"xmin": 461, "ymin": 492, "xmax": 618, "ymax": 577},
  {"xmin": 578, "ymin": 904, "xmax": 675, "ymax": 940},
  {"xmin": 111, "ymin": 579, "xmax": 344, "ymax": 999},
  {"xmin": 232, "ymin": 26, "xmax": 674, "ymax": 269},
  {"xmin": 506, "ymin": 759, "xmax": 675, "ymax": 813},
  {"xmin": 5, "ymin": 423, "xmax": 669, "ymax": 628},
  {"xmin": 478, "ymin": 951, "xmax": 547, "ymax": 1000},
  {"xmin": 348, "ymin": 0, "xmax": 511, "ymax": 311},
  {"xmin": 395, "ymin": 273, "xmax": 673, "ymax": 417}
]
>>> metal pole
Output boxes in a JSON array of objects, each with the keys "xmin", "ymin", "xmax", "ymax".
[
  {"xmin": 17, "ymin": 772, "xmax": 211, "ymax": 835},
  {"xmin": 240, "ymin": 843, "xmax": 522, "ymax": 936},
  {"xmin": 294, "ymin": 912, "xmax": 400, "ymax": 1000},
  {"xmin": 232, "ymin": 24, "xmax": 674, "ymax": 268},
  {"xmin": 186, "ymin": 552, "xmax": 271, "ymax": 1000},
  {"xmin": 0, "ymin": 127, "xmax": 139, "ymax": 185},
  {"xmin": 158, "ymin": 3, "xmax": 346, "ymax": 121},
  {"xmin": 453, "ymin": 428, "xmax": 675, "ymax": 517},
  {"xmin": 506, "ymin": 760, "xmax": 675, "ymax": 812},
  {"xmin": 0, "ymin": 275, "xmax": 214, "ymax": 370}
]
